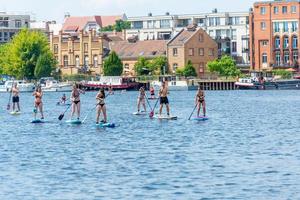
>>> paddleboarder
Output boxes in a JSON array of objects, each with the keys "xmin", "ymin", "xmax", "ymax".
[
  {"xmin": 70, "ymin": 83, "xmax": 85, "ymax": 120},
  {"xmin": 137, "ymin": 86, "xmax": 146, "ymax": 113},
  {"xmin": 150, "ymin": 87, "xmax": 155, "ymax": 99},
  {"xmin": 12, "ymin": 83, "xmax": 20, "ymax": 112},
  {"xmin": 33, "ymin": 86, "xmax": 44, "ymax": 119},
  {"xmin": 159, "ymin": 81, "xmax": 170, "ymax": 116},
  {"xmin": 96, "ymin": 88, "xmax": 107, "ymax": 124},
  {"xmin": 195, "ymin": 87, "xmax": 206, "ymax": 117},
  {"xmin": 59, "ymin": 94, "xmax": 67, "ymax": 105}
]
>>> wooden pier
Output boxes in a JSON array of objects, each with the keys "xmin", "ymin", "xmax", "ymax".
[{"xmin": 188, "ymin": 80, "xmax": 236, "ymax": 90}]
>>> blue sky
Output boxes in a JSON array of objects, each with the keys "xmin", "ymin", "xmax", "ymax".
[{"xmin": 0, "ymin": 0, "xmax": 257, "ymax": 22}]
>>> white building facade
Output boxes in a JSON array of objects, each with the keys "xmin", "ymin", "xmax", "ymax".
[
  {"xmin": 126, "ymin": 11, "xmax": 250, "ymax": 67},
  {"xmin": 0, "ymin": 12, "xmax": 30, "ymax": 43}
]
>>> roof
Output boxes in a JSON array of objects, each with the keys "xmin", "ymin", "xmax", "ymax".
[
  {"xmin": 168, "ymin": 27, "xmax": 199, "ymax": 46},
  {"xmin": 110, "ymin": 40, "xmax": 167, "ymax": 60},
  {"xmin": 62, "ymin": 15, "xmax": 124, "ymax": 32}
]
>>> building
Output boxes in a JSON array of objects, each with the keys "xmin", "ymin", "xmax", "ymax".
[
  {"xmin": 126, "ymin": 10, "xmax": 250, "ymax": 68},
  {"xmin": 49, "ymin": 30, "xmax": 105, "ymax": 75},
  {"xmin": 30, "ymin": 20, "xmax": 62, "ymax": 35},
  {"xmin": 167, "ymin": 26, "xmax": 218, "ymax": 77},
  {"xmin": 110, "ymin": 38, "xmax": 167, "ymax": 76},
  {"xmin": 0, "ymin": 12, "xmax": 30, "ymax": 44},
  {"xmin": 250, "ymin": 0, "xmax": 300, "ymax": 71}
]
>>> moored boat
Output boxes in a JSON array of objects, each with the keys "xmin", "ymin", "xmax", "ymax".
[{"xmin": 0, "ymin": 80, "xmax": 35, "ymax": 93}]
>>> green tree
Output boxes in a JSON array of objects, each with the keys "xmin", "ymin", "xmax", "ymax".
[
  {"xmin": 207, "ymin": 55, "xmax": 241, "ymax": 78},
  {"xmin": 175, "ymin": 68, "xmax": 184, "ymax": 76},
  {"xmin": 0, "ymin": 29, "xmax": 56, "ymax": 79},
  {"xmin": 149, "ymin": 56, "xmax": 168, "ymax": 75},
  {"xmin": 103, "ymin": 51, "xmax": 123, "ymax": 76},
  {"xmin": 101, "ymin": 25, "xmax": 114, "ymax": 32},
  {"xmin": 134, "ymin": 57, "xmax": 151, "ymax": 75},
  {"xmin": 115, "ymin": 20, "xmax": 131, "ymax": 32},
  {"xmin": 34, "ymin": 52, "xmax": 57, "ymax": 79},
  {"xmin": 273, "ymin": 69, "xmax": 293, "ymax": 79},
  {"xmin": 182, "ymin": 60, "xmax": 197, "ymax": 77}
]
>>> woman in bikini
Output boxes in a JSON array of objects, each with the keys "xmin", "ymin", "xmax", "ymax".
[
  {"xmin": 33, "ymin": 86, "xmax": 44, "ymax": 119},
  {"xmin": 70, "ymin": 83, "xmax": 85, "ymax": 120},
  {"xmin": 195, "ymin": 87, "xmax": 206, "ymax": 117},
  {"xmin": 137, "ymin": 86, "xmax": 146, "ymax": 113},
  {"xmin": 96, "ymin": 88, "xmax": 107, "ymax": 124}
]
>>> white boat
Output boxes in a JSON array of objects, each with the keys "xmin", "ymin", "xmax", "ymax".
[
  {"xmin": 0, "ymin": 80, "xmax": 35, "ymax": 93},
  {"xmin": 42, "ymin": 79, "xmax": 72, "ymax": 92},
  {"xmin": 235, "ymin": 78, "xmax": 255, "ymax": 88},
  {"xmin": 151, "ymin": 80, "xmax": 188, "ymax": 91}
]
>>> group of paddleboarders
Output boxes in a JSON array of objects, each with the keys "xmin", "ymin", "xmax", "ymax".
[{"xmin": 7, "ymin": 81, "xmax": 206, "ymax": 123}]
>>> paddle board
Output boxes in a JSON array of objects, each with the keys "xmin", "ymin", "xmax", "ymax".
[
  {"xmin": 154, "ymin": 115, "xmax": 178, "ymax": 120},
  {"xmin": 10, "ymin": 111, "xmax": 21, "ymax": 115},
  {"xmin": 31, "ymin": 119, "xmax": 45, "ymax": 124},
  {"xmin": 193, "ymin": 116, "xmax": 209, "ymax": 121},
  {"xmin": 66, "ymin": 119, "xmax": 82, "ymax": 125},
  {"xmin": 133, "ymin": 111, "xmax": 147, "ymax": 115},
  {"xmin": 148, "ymin": 97, "xmax": 158, "ymax": 100},
  {"xmin": 57, "ymin": 103, "xmax": 71, "ymax": 106},
  {"xmin": 96, "ymin": 122, "xmax": 116, "ymax": 128}
]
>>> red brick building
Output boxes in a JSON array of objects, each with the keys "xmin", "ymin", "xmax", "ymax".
[{"xmin": 250, "ymin": 0, "xmax": 300, "ymax": 71}]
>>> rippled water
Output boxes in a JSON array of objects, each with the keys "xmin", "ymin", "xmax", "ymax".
[{"xmin": 0, "ymin": 90, "xmax": 300, "ymax": 199}]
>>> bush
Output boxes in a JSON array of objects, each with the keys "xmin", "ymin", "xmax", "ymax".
[{"xmin": 273, "ymin": 69, "xmax": 293, "ymax": 79}]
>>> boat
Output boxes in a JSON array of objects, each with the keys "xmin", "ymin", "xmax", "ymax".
[
  {"xmin": 151, "ymin": 76, "xmax": 188, "ymax": 91},
  {"xmin": 235, "ymin": 78, "xmax": 255, "ymax": 90},
  {"xmin": 41, "ymin": 78, "xmax": 72, "ymax": 92},
  {"xmin": 0, "ymin": 80, "xmax": 35, "ymax": 93},
  {"xmin": 82, "ymin": 76, "xmax": 139, "ymax": 91}
]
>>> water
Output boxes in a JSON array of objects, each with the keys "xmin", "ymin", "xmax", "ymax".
[{"xmin": 0, "ymin": 90, "xmax": 300, "ymax": 199}]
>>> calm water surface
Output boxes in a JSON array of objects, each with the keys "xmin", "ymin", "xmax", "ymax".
[{"xmin": 0, "ymin": 90, "xmax": 300, "ymax": 199}]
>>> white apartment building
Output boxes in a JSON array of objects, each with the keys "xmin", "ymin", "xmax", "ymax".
[
  {"xmin": 0, "ymin": 12, "xmax": 30, "ymax": 43},
  {"xmin": 126, "ymin": 10, "xmax": 250, "ymax": 67}
]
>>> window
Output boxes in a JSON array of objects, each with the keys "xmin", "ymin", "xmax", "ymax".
[
  {"xmin": 63, "ymin": 55, "xmax": 68, "ymax": 67},
  {"xmin": 199, "ymin": 34, "xmax": 204, "ymax": 42},
  {"xmin": 282, "ymin": 6, "xmax": 288, "ymax": 14},
  {"xmin": 133, "ymin": 21, "xmax": 143, "ymax": 29},
  {"xmin": 262, "ymin": 41, "xmax": 268, "ymax": 46},
  {"xmin": 84, "ymin": 56, "xmax": 89, "ymax": 68},
  {"xmin": 172, "ymin": 63, "xmax": 178, "ymax": 72},
  {"xmin": 84, "ymin": 43, "xmax": 88, "ymax": 53},
  {"xmin": 160, "ymin": 20, "xmax": 170, "ymax": 28},
  {"xmin": 53, "ymin": 44, "xmax": 58, "ymax": 54},
  {"xmin": 275, "ymin": 37, "xmax": 280, "ymax": 49},
  {"xmin": 199, "ymin": 63, "xmax": 205, "ymax": 73},
  {"xmin": 93, "ymin": 55, "xmax": 98, "ymax": 68},
  {"xmin": 293, "ymin": 36, "xmax": 298, "ymax": 49},
  {"xmin": 275, "ymin": 52, "xmax": 281, "ymax": 65},
  {"xmin": 262, "ymin": 53, "xmax": 268, "ymax": 64},
  {"xmin": 260, "ymin": 7, "xmax": 266, "ymax": 15},
  {"xmin": 274, "ymin": 6, "xmax": 279, "ymax": 14},
  {"xmin": 199, "ymin": 48, "xmax": 204, "ymax": 56},
  {"xmin": 232, "ymin": 42, "xmax": 237, "ymax": 53},
  {"xmin": 209, "ymin": 48, "xmax": 214, "ymax": 56},
  {"xmin": 293, "ymin": 51, "xmax": 298, "ymax": 63},
  {"xmin": 209, "ymin": 18, "xmax": 214, "ymax": 26},
  {"xmin": 261, "ymin": 22, "xmax": 266, "ymax": 30},
  {"xmin": 75, "ymin": 55, "xmax": 80, "ymax": 68},
  {"xmin": 215, "ymin": 18, "xmax": 220, "ymax": 26},
  {"xmin": 189, "ymin": 48, "xmax": 194, "ymax": 56},
  {"xmin": 147, "ymin": 20, "xmax": 154, "ymax": 29},
  {"xmin": 15, "ymin": 20, "xmax": 21, "ymax": 28},
  {"xmin": 273, "ymin": 22, "xmax": 280, "ymax": 32},
  {"xmin": 173, "ymin": 48, "xmax": 178, "ymax": 56},
  {"xmin": 124, "ymin": 64, "xmax": 129, "ymax": 70},
  {"xmin": 283, "ymin": 37, "xmax": 289, "ymax": 48},
  {"xmin": 291, "ymin": 6, "xmax": 297, "ymax": 13},
  {"xmin": 283, "ymin": 22, "xmax": 289, "ymax": 32},
  {"xmin": 284, "ymin": 51, "xmax": 289, "ymax": 64},
  {"xmin": 292, "ymin": 21, "xmax": 298, "ymax": 32}
]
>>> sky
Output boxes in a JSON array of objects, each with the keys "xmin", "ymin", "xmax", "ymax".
[{"xmin": 0, "ymin": 0, "xmax": 257, "ymax": 22}]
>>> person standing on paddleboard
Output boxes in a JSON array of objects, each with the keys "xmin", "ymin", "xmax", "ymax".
[
  {"xmin": 12, "ymin": 83, "xmax": 20, "ymax": 112},
  {"xmin": 33, "ymin": 86, "xmax": 44, "ymax": 119},
  {"xmin": 59, "ymin": 94, "xmax": 67, "ymax": 105},
  {"xmin": 150, "ymin": 87, "xmax": 155, "ymax": 99},
  {"xmin": 195, "ymin": 87, "xmax": 206, "ymax": 117},
  {"xmin": 70, "ymin": 83, "xmax": 85, "ymax": 120},
  {"xmin": 159, "ymin": 81, "xmax": 170, "ymax": 116},
  {"xmin": 137, "ymin": 86, "xmax": 146, "ymax": 113},
  {"xmin": 96, "ymin": 88, "xmax": 107, "ymax": 124}
]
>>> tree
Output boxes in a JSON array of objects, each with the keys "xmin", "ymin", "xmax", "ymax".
[
  {"xmin": 273, "ymin": 69, "xmax": 292, "ymax": 79},
  {"xmin": 0, "ymin": 29, "xmax": 56, "ymax": 79},
  {"xmin": 182, "ymin": 60, "xmax": 197, "ymax": 77},
  {"xmin": 103, "ymin": 51, "xmax": 123, "ymax": 76},
  {"xmin": 34, "ymin": 52, "xmax": 57, "ymax": 79},
  {"xmin": 149, "ymin": 56, "xmax": 168, "ymax": 75},
  {"xmin": 134, "ymin": 57, "xmax": 151, "ymax": 75},
  {"xmin": 115, "ymin": 20, "xmax": 131, "ymax": 32},
  {"xmin": 207, "ymin": 55, "xmax": 241, "ymax": 78}
]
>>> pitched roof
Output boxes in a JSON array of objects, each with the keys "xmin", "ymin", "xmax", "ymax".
[
  {"xmin": 110, "ymin": 40, "xmax": 167, "ymax": 60},
  {"xmin": 168, "ymin": 27, "xmax": 201, "ymax": 46},
  {"xmin": 62, "ymin": 15, "xmax": 123, "ymax": 32}
]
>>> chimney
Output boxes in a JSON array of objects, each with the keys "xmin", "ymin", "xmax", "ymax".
[
  {"xmin": 166, "ymin": 12, "xmax": 170, "ymax": 16},
  {"xmin": 148, "ymin": 12, "xmax": 152, "ymax": 17}
]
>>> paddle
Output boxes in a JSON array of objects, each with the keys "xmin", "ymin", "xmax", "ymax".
[
  {"xmin": 6, "ymin": 80, "xmax": 14, "ymax": 111},
  {"xmin": 58, "ymin": 104, "xmax": 71, "ymax": 121},
  {"xmin": 145, "ymin": 94, "xmax": 153, "ymax": 111},
  {"xmin": 149, "ymin": 97, "xmax": 160, "ymax": 118},
  {"xmin": 188, "ymin": 104, "xmax": 198, "ymax": 120}
]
